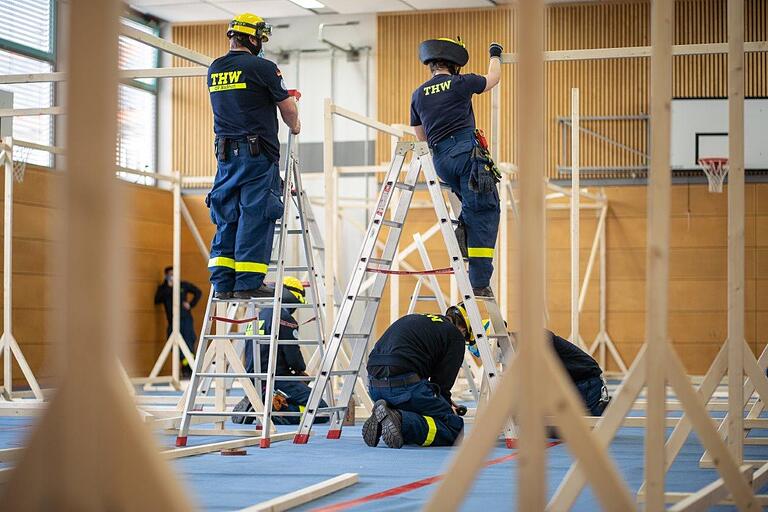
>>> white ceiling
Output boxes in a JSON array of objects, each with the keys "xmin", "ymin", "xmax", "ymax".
[{"xmin": 128, "ymin": 0, "xmax": 499, "ymax": 23}]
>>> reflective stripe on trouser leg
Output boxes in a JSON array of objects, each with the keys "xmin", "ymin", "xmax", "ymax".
[
  {"xmin": 422, "ymin": 416, "xmax": 437, "ymax": 446},
  {"xmin": 235, "ymin": 161, "xmax": 282, "ymax": 290},
  {"xmin": 467, "ymin": 247, "xmax": 494, "ymax": 258}
]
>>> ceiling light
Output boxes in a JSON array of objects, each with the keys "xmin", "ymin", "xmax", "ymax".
[{"xmin": 287, "ymin": 0, "xmax": 325, "ymax": 8}]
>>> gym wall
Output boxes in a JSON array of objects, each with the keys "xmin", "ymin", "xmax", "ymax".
[
  {"xmin": 375, "ymin": 0, "xmax": 768, "ymax": 374},
  {"xmin": 1, "ymin": 165, "xmax": 209, "ymax": 386}
]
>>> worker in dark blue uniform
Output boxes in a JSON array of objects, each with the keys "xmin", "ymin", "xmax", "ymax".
[
  {"xmin": 206, "ymin": 13, "xmax": 300, "ymax": 300},
  {"xmin": 362, "ymin": 312, "xmax": 466, "ymax": 448},
  {"xmin": 153, "ymin": 266, "xmax": 202, "ymax": 376},
  {"xmin": 410, "ymin": 38, "xmax": 503, "ymax": 296},
  {"xmin": 233, "ymin": 277, "xmax": 328, "ymax": 425}
]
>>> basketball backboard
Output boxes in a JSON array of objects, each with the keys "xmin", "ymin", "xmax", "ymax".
[{"xmin": 671, "ymin": 98, "xmax": 768, "ymax": 171}]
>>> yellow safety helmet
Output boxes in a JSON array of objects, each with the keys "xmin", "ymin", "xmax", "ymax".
[
  {"xmin": 445, "ymin": 303, "xmax": 473, "ymax": 342},
  {"xmin": 283, "ymin": 276, "xmax": 306, "ymax": 304},
  {"xmin": 227, "ymin": 13, "xmax": 272, "ymax": 42}
]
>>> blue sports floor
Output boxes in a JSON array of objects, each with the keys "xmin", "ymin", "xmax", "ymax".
[{"xmin": 2, "ymin": 404, "xmax": 767, "ymax": 510}]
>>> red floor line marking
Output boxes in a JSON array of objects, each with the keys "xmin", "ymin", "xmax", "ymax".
[{"xmin": 312, "ymin": 441, "xmax": 561, "ymax": 512}]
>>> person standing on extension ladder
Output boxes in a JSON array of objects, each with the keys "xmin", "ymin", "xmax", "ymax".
[
  {"xmin": 206, "ymin": 13, "xmax": 300, "ymax": 300},
  {"xmin": 410, "ymin": 38, "xmax": 503, "ymax": 296}
]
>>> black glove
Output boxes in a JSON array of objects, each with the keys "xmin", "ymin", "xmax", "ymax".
[{"xmin": 489, "ymin": 42, "xmax": 503, "ymax": 59}]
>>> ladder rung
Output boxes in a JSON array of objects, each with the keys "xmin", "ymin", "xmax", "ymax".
[
  {"xmin": 355, "ymin": 296, "xmax": 381, "ymax": 303},
  {"xmin": 186, "ymin": 410, "xmax": 261, "ymax": 417},
  {"xmin": 314, "ymin": 406, "xmax": 350, "ymax": 413},
  {"xmin": 474, "ymin": 295, "xmax": 496, "ymax": 301},
  {"xmin": 212, "ymin": 297, "xmax": 276, "ymax": 304},
  {"xmin": 271, "ymin": 411, "xmax": 303, "ymax": 416},
  {"xmin": 205, "ymin": 334, "xmax": 271, "ymax": 340},
  {"xmin": 412, "ymin": 295, "xmax": 437, "ymax": 301},
  {"xmin": 394, "ymin": 182, "xmax": 414, "ymax": 191},
  {"xmin": 330, "ymin": 370, "xmax": 358, "ymax": 376},
  {"xmin": 312, "ymin": 246, "xmax": 325, "ymax": 251},
  {"xmin": 367, "ymin": 257, "xmax": 392, "ymax": 267},
  {"xmin": 248, "ymin": 339, "xmax": 323, "ymax": 346},
  {"xmin": 194, "ymin": 372, "xmax": 267, "ymax": 378},
  {"xmin": 381, "ymin": 219, "xmax": 403, "ymax": 229},
  {"xmin": 268, "ymin": 375, "xmax": 315, "ymax": 381},
  {"xmin": 267, "ymin": 265, "xmax": 309, "ymax": 272},
  {"xmin": 342, "ymin": 333, "xmax": 370, "ymax": 340},
  {"xmin": 275, "ymin": 228, "xmax": 303, "ymax": 235},
  {"xmin": 439, "ymin": 182, "xmax": 452, "ymax": 190}
]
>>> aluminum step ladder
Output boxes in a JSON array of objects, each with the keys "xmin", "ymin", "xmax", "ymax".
[
  {"xmin": 293, "ymin": 141, "xmax": 517, "ymax": 446},
  {"xmin": 176, "ymin": 133, "xmax": 329, "ymax": 448}
]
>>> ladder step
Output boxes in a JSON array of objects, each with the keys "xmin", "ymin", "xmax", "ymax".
[
  {"xmin": 381, "ymin": 219, "xmax": 403, "ymax": 229},
  {"xmin": 342, "ymin": 333, "xmax": 370, "ymax": 341},
  {"xmin": 248, "ymin": 339, "xmax": 324, "ymax": 346},
  {"xmin": 267, "ymin": 265, "xmax": 309, "ymax": 272},
  {"xmin": 314, "ymin": 406, "xmax": 350, "ymax": 413},
  {"xmin": 367, "ymin": 257, "xmax": 392, "ymax": 267},
  {"xmin": 186, "ymin": 410, "xmax": 261, "ymax": 417},
  {"xmin": 275, "ymin": 228, "xmax": 303, "ymax": 235},
  {"xmin": 195, "ymin": 372, "xmax": 267, "ymax": 378},
  {"xmin": 394, "ymin": 182, "xmax": 414, "ymax": 191},
  {"xmin": 439, "ymin": 182, "xmax": 452, "ymax": 190},
  {"xmin": 355, "ymin": 296, "xmax": 381, "ymax": 303},
  {"xmin": 205, "ymin": 334, "xmax": 271, "ymax": 340},
  {"xmin": 330, "ymin": 370, "xmax": 358, "ymax": 376},
  {"xmin": 412, "ymin": 295, "xmax": 438, "ymax": 301},
  {"xmin": 212, "ymin": 297, "xmax": 276, "ymax": 304}
]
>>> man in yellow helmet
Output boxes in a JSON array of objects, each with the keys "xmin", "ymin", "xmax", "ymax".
[
  {"xmin": 233, "ymin": 277, "xmax": 329, "ymax": 425},
  {"xmin": 410, "ymin": 38, "xmax": 503, "ymax": 297},
  {"xmin": 206, "ymin": 14, "xmax": 301, "ymax": 300}
]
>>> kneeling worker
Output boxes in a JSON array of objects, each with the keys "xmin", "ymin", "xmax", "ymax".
[
  {"xmin": 233, "ymin": 277, "xmax": 328, "ymax": 425},
  {"xmin": 363, "ymin": 311, "xmax": 467, "ymax": 448}
]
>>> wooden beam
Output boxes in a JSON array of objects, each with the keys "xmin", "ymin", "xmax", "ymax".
[
  {"xmin": 667, "ymin": 465, "xmax": 753, "ymax": 512},
  {"xmin": 237, "ymin": 473, "xmax": 358, "ymax": 512},
  {"xmin": 330, "ymin": 104, "xmax": 404, "ymax": 137},
  {"xmin": 0, "ymin": 67, "xmax": 208, "ymax": 85},
  {"xmin": 644, "ymin": 0, "xmax": 674, "ymax": 508},
  {"xmin": 726, "ymin": 0, "xmax": 746, "ymax": 464},
  {"xmin": 570, "ymin": 88, "xmax": 580, "ymax": 347},
  {"xmin": 161, "ymin": 432, "xmax": 295, "ymax": 460},
  {"xmin": 119, "ymin": 22, "xmax": 213, "ymax": 66}
]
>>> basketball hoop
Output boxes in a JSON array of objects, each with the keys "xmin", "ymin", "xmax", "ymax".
[
  {"xmin": 698, "ymin": 157, "xmax": 728, "ymax": 193},
  {"xmin": 11, "ymin": 145, "xmax": 31, "ymax": 183}
]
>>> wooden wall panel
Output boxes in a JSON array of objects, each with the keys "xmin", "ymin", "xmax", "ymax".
[
  {"xmin": 172, "ymin": 24, "xmax": 228, "ymax": 182},
  {"xmin": 378, "ymin": 0, "xmax": 767, "ymax": 176},
  {"xmin": 1, "ymin": 166, "xmax": 209, "ymax": 387}
]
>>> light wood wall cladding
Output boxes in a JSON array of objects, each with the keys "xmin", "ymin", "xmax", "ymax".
[
  {"xmin": 375, "ymin": 183, "xmax": 768, "ymax": 375},
  {"xmin": 377, "ymin": 0, "xmax": 767, "ymax": 175},
  {"xmin": 171, "ymin": 24, "xmax": 228, "ymax": 181},
  {"xmin": 1, "ymin": 165, "xmax": 209, "ymax": 386}
]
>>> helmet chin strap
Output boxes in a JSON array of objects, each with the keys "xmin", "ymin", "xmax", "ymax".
[{"xmin": 238, "ymin": 35, "xmax": 263, "ymax": 57}]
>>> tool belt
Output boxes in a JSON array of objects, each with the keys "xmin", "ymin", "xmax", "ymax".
[
  {"xmin": 214, "ymin": 135, "xmax": 261, "ymax": 162},
  {"xmin": 369, "ymin": 372, "xmax": 422, "ymax": 388},
  {"xmin": 469, "ymin": 129, "xmax": 501, "ymax": 194}
]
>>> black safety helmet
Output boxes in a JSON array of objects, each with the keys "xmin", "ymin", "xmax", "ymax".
[{"xmin": 419, "ymin": 37, "xmax": 469, "ymax": 68}]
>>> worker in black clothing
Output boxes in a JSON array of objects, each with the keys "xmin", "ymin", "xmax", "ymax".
[
  {"xmin": 363, "ymin": 312, "xmax": 466, "ymax": 449},
  {"xmin": 232, "ymin": 277, "xmax": 328, "ymax": 425},
  {"xmin": 153, "ymin": 266, "xmax": 202, "ymax": 376},
  {"xmin": 410, "ymin": 38, "xmax": 503, "ymax": 296},
  {"xmin": 547, "ymin": 330, "xmax": 610, "ymax": 416},
  {"xmin": 206, "ymin": 13, "xmax": 300, "ymax": 300}
]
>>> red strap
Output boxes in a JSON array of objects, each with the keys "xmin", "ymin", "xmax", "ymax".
[
  {"xmin": 366, "ymin": 267, "xmax": 454, "ymax": 276},
  {"xmin": 210, "ymin": 316, "xmax": 259, "ymax": 324},
  {"xmin": 288, "ymin": 89, "xmax": 301, "ymax": 100}
]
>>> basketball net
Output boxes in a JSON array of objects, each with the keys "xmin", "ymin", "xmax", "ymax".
[
  {"xmin": 12, "ymin": 146, "xmax": 30, "ymax": 183},
  {"xmin": 698, "ymin": 157, "xmax": 728, "ymax": 193}
]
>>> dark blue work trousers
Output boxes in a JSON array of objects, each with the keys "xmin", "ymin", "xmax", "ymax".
[
  {"xmin": 575, "ymin": 376, "xmax": 608, "ymax": 416},
  {"xmin": 207, "ymin": 144, "xmax": 283, "ymax": 292},
  {"xmin": 431, "ymin": 129, "xmax": 500, "ymax": 289},
  {"xmin": 369, "ymin": 379, "xmax": 464, "ymax": 447}
]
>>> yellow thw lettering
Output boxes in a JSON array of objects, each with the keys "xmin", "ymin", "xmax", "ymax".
[
  {"xmin": 424, "ymin": 314, "xmax": 443, "ymax": 323},
  {"xmin": 441, "ymin": 80, "xmax": 451, "ymax": 91},
  {"xmin": 228, "ymin": 70, "xmax": 242, "ymax": 83}
]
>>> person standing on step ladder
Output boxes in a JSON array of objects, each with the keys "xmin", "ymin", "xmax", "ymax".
[
  {"xmin": 410, "ymin": 38, "xmax": 503, "ymax": 297},
  {"xmin": 206, "ymin": 13, "xmax": 300, "ymax": 300}
]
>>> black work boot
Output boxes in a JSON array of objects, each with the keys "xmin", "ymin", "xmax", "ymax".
[
  {"xmin": 214, "ymin": 290, "xmax": 234, "ymax": 300},
  {"xmin": 362, "ymin": 412, "xmax": 382, "ymax": 447},
  {"xmin": 374, "ymin": 399, "xmax": 404, "ymax": 449},
  {"xmin": 233, "ymin": 284, "xmax": 275, "ymax": 299},
  {"xmin": 472, "ymin": 286, "xmax": 494, "ymax": 298},
  {"xmin": 232, "ymin": 396, "xmax": 255, "ymax": 425}
]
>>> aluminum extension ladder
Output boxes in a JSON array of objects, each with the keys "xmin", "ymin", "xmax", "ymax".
[
  {"xmin": 293, "ymin": 141, "xmax": 516, "ymax": 447},
  {"xmin": 176, "ymin": 133, "xmax": 330, "ymax": 448}
]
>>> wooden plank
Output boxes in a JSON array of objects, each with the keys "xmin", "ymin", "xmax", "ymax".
[
  {"xmin": 237, "ymin": 473, "xmax": 358, "ymax": 512},
  {"xmin": 644, "ymin": 0, "xmax": 674, "ymax": 507},
  {"xmin": 570, "ymin": 88, "xmax": 580, "ymax": 347},
  {"xmin": 726, "ymin": 0, "xmax": 746, "ymax": 464},
  {"xmin": 119, "ymin": 23, "xmax": 212, "ymax": 66},
  {"xmin": 161, "ymin": 432, "xmax": 295, "ymax": 460}
]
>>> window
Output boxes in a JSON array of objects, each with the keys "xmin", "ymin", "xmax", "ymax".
[
  {"xmin": 117, "ymin": 17, "xmax": 159, "ymax": 184},
  {"xmin": 0, "ymin": 0, "xmax": 55, "ymax": 167}
]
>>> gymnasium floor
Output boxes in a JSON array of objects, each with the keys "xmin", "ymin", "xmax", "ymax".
[{"xmin": 2, "ymin": 399, "xmax": 767, "ymax": 511}]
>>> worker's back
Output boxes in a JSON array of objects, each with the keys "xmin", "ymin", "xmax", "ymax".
[
  {"xmin": 208, "ymin": 51, "xmax": 288, "ymax": 163},
  {"xmin": 409, "ymin": 73, "xmax": 486, "ymax": 146}
]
